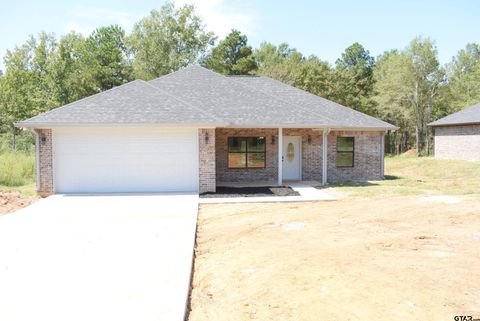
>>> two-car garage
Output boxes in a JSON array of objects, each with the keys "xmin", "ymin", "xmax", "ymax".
[{"xmin": 52, "ymin": 127, "xmax": 199, "ymax": 193}]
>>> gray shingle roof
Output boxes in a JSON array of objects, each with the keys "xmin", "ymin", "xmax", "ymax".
[
  {"xmin": 16, "ymin": 79, "xmax": 222, "ymax": 127},
  {"xmin": 227, "ymin": 74, "xmax": 397, "ymax": 129},
  {"xmin": 428, "ymin": 103, "xmax": 480, "ymax": 127},
  {"xmin": 17, "ymin": 65, "xmax": 397, "ymax": 130}
]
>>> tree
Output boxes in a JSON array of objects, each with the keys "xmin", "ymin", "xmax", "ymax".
[
  {"xmin": 255, "ymin": 42, "xmax": 304, "ymax": 84},
  {"xmin": 443, "ymin": 43, "xmax": 480, "ymax": 111},
  {"xmin": 334, "ymin": 43, "xmax": 376, "ymax": 114},
  {"xmin": 128, "ymin": 1, "xmax": 214, "ymax": 80},
  {"xmin": 85, "ymin": 25, "xmax": 132, "ymax": 90},
  {"xmin": 48, "ymin": 32, "xmax": 95, "ymax": 105},
  {"xmin": 373, "ymin": 37, "xmax": 444, "ymax": 155},
  {"xmin": 202, "ymin": 29, "xmax": 257, "ymax": 75}
]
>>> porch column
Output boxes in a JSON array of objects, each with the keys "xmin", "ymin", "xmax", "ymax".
[
  {"xmin": 380, "ymin": 132, "xmax": 385, "ymax": 179},
  {"xmin": 278, "ymin": 128, "xmax": 283, "ymax": 185},
  {"xmin": 199, "ymin": 128, "xmax": 216, "ymax": 193},
  {"xmin": 322, "ymin": 128, "xmax": 329, "ymax": 185}
]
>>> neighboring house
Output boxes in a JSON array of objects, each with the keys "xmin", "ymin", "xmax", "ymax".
[
  {"xmin": 428, "ymin": 103, "xmax": 480, "ymax": 161},
  {"xmin": 16, "ymin": 66, "xmax": 397, "ymax": 196}
]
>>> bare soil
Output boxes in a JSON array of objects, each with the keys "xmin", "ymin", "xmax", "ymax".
[
  {"xmin": 189, "ymin": 195, "xmax": 480, "ymax": 320},
  {"xmin": 0, "ymin": 192, "xmax": 37, "ymax": 215}
]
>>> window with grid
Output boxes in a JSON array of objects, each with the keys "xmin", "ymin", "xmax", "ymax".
[
  {"xmin": 228, "ymin": 137, "xmax": 266, "ymax": 168},
  {"xmin": 336, "ymin": 137, "xmax": 354, "ymax": 167}
]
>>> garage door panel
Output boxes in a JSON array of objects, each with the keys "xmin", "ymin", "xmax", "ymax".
[{"xmin": 53, "ymin": 127, "xmax": 199, "ymax": 193}]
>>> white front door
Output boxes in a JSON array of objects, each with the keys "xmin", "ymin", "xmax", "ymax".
[{"xmin": 282, "ymin": 136, "xmax": 301, "ymax": 180}]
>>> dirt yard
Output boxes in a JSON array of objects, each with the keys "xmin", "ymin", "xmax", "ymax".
[
  {"xmin": 0, "ymin": 192, "xmax": 37, "ymax": 215},
  {"xmin": 189, "ymin": 195, "xmax": 480, "ymax": 320}
]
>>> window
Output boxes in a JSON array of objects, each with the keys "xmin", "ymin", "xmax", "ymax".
[
  {"xmin": 228, "ymin": 137, "xmax": 266, "ymax": 168},
  {"xmin": 336, "ymin": 137, "xmax": 354, "ymax": 167}
]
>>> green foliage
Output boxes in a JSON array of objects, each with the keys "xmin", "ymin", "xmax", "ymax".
[
  {"xmin": 85, "ymin": 25, "xmax": 133, "ymax": 90},
  {"xmin": 442, "ymin": 43, "xmax": 480, "ymax": 112},
  {"xmin": 373, "ymin": 37, "xmax": 444, "ymax": 155},
  {"xmin": 334, "ymin": 43, "xmax": 376, "ymax": 114},
  {"xmin": 0, "ymin": 151, "xmax": 35, "ymax": 187},
  {"xmin": 202, "ymin": 29, "xmax": 257, "ymax": 75},
  {"xmin": 128, "ymin": 1, "xmax": 215, "ymax": 80},
  {"xmin": 255, "ymin": 42, "xmax": 304, "ymax": 84}
]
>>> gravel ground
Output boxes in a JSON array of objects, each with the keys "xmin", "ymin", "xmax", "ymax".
[{"xmin": 200, "ymin": 186, "xmax": 300, "ymax": 198}]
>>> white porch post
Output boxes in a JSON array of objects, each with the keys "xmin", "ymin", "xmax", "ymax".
[
  {"xmin": 278, "ymin": 128, "xmax": 283, "ymax": 186},
  {"xmin": 380, "ymin": 133, "xmax": 385, "ymax": 179},
  {"xmin": 322, "ymin": 128, "xmax": 329, "ymax": 185}
]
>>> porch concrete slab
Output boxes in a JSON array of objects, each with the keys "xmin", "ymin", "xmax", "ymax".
[
  {"xmin": 0, "ymin": 193, "xmax": 199, "ymax": 321},
  {"xmin": 199, "ymin": 183, "xmax": 335, "ymax": 204}
]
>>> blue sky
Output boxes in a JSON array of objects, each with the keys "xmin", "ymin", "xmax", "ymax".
[{"xmin": 1, "ymin": 0, "xmax": 479, "ymax": 70}]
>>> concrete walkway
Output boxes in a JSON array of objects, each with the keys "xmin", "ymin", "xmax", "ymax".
[
  {"xmin": 0, "ymin": 193, "xmax": 198, "ymax": 321},
  {"xmin": 199, "ymin": 183, "xmax": 335, "ymax": 204}
]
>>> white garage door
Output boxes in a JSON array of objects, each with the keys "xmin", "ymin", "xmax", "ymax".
[{"xmin": 53, "ymin": 127, "xmax": 199, "ymax": 193}]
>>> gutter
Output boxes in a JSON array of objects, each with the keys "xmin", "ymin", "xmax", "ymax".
[{"xmin": 15, "ymin": 122, "xmax": 399, "ymax": 131}]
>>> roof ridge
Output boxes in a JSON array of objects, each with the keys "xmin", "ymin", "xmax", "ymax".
[
  {"xmin": 21, "ymin": 80, "xmax": 146, "ymax": 123},
  {"xmin": 144, "ymin": 78, "xmax": 226, "ymax": 125},
  {"xmin": 150, "ymin": 64, "xmax": 206, "ymax": 82}
]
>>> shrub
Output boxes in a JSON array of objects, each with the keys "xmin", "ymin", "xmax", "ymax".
[{"xmin": 0, "ymin": 151, "xmax": 35, "ymax": 186}]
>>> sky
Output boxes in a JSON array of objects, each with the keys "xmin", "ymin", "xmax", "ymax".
[{"xmin": 1, "ymin": 0, "xmax": 479, "ymax": 70}]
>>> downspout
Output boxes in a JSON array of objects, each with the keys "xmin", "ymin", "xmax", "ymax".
[
  {"xmin": 381, "ymin": 131, "xmax": 386, "ymax": 179},
  {"xmin": 322, "ymin": 128, "xmax": 330, "ymax": 185},
  {"xmin": 278, "ymin": 128, "xmax": 283, "ymax": 186}
]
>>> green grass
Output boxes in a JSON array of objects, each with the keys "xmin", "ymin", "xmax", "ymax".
[
  {"xmin": 0, "ymin": 151, "xmax": 36, "ymax": 195},
  {"xmin": 328, "ymin": 155, "xmax": 480, "ymax": 198}
]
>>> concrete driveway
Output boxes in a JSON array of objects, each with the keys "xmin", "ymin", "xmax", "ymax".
[{"xmin": 0, "ymin": 194, "xmax": 199, "ymax": 321}]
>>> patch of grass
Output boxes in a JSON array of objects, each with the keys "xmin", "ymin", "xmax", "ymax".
[
  {"xmin": 327, "ymin": 155, "xmax": 480, "ymax": 198},
  {"xmin": 0, "ymin": 151, "xmax": 36, "ymax": 195}
]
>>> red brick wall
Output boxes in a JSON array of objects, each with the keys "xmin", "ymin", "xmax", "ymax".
[
  {"xmin": 199, "ymin": 128, "xmax": 216, "ymax": 193},
  {"xmin": 215, "ymin": 128, "xmax": 278, "ymax": 183},
  {"xmin": 283, "ymin": 128, "xmax": 323, "ymax": 181},
  {"xmin": 434, "ymin": 125, "xmax": 480, "ymax": 161},
  {"xmin": 327, "ymin": 130, "xmax": 384, "ymax": 182},
  {"xmin": 34, "ymin": 128, "xmax": 54, "ymax": 196}
]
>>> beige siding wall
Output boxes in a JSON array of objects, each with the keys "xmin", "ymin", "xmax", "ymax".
[
  {"xmin": 199, "ymin": 128, "xmax": 216, "ymax": 193},
  {"xmin": 327, "ymin": 130, "xmax": 384, "ymax": 182},
  {"xmin": 434, "ymin": 125, "xmax": 480, "ymax": 161},
  {"xmin": 34, "ymin": 128, "xmax": 54, "ymax": 197}
]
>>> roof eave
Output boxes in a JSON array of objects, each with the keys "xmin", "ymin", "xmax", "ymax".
[
  {"xmin": 428, "ymin": 121, "xmax": 480, "ymax": 127},
  {"xmin": 14, "ymin": 122, "xmax": 229, "ymax": 129}
]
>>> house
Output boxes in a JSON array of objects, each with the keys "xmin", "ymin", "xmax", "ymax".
[
  {"xmin": 16, "ymin": 65, "xmax": 397, "ymax": 196},
  {"xmin": 428, "ymin": 103, "xmax": 480, "ymax": 161}
]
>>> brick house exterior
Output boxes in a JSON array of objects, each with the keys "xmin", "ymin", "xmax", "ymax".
[
  {"xmin": 433, "ymin": 125, "xmax": 480, "ymax": 161},
  {"xmin": 34, "ymin": 127, "xmax": 385, "ymax": 195},
  {"xmin": 196, "ymin": 128, "xmax": 384, "ymax": 193},
  {"xmin": 18, "ymin": 66, "xmax": 396, "ymax": 196}
]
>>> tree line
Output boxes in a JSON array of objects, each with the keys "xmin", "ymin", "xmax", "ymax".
[{"xmin": 1, "ymin": 1, "xmax": 479, "ymax": 155}]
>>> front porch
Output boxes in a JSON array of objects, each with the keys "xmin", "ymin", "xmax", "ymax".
[{"xmin": 198, "ymin": 127, "xmax": 385, "ymax": 194}]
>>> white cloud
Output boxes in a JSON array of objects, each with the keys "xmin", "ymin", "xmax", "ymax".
[
  {"xmin": 64, "ymin": 6, "xmax": 141, "ymax": 36},
  {"xmin": 175, "ymin": 0, "xmax": 257, "ymax": 39}
]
